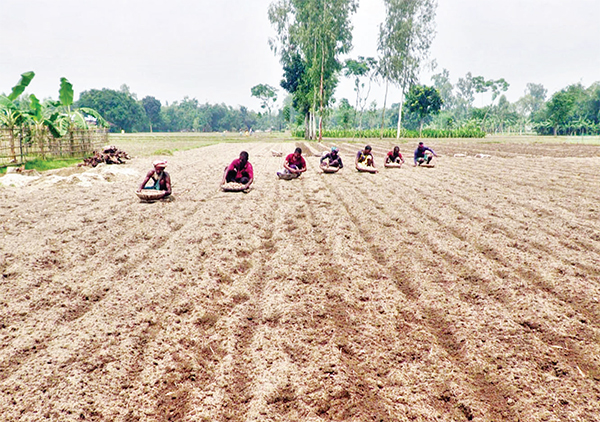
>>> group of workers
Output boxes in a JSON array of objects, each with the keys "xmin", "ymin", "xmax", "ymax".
[
  {"xmin": 352, "ymin": 142, "xmax": 437, "ymax": 173},
  {"xmin": 137, "ymin": 142, "xmax": 437, "ymax": 195}
]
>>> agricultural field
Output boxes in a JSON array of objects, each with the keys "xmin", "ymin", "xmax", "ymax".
[{"xmin": 0, "ymin": 135, "xmax": 600, "ymax": 421}]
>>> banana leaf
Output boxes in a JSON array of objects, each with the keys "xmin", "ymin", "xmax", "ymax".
[
  {"xmin": 79, "ymin": 107, "xmax": 109, "ymax": 128},
  {"xmin": 7, "ymin": 71, "xmax": 35, "ymax": 101},
  {"xmin": 59, "ymin": 77, "xmax": 74, "ymax": 107},
  {"xmin": 29, "ymin": 94, "xmax": 43, "ymax": 121},
  {"xmin": 43, "ymin": 118, "xmax": 62, "ymax": 139}
]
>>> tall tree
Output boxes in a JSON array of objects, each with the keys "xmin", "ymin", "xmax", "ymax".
[
  {"xmin": 344, "ymin": 56, "xmax": 377, "ymax": 129},
  {"xmin": 526, "ymin": 83, "xmax": 547, "ymax": 114},
  {"xmin": 377, "ymin": 0, "xmax": 437, "ymax": 139},
  {"xmin": 430, "ymin": 68, "xmax": 454, "ymax": 110},
  {"xmin": 334, "ymin": 98, "xmax": 354, "ymax": 129},
  {"xmin": 77, "ymin": 88, "xmax": 148, "ymax": 133},
  {"xmin": 491, "ymin": 95, "xmax": 518, "ymax": 133},
  {"xmin": 471, "ymin": 76, "xmax": 509, "ymax": 130},
  {"xmin": 582, "ymin": 82, "xmax": 600, "ymax": 129},
  {"xmin": 515, "ymin": 83, "xmax": 547, "ymax": 133},
  {"xmin": 404, "ymin": 84, "xmax": 442, "ymax": 136},
  {"xmin": 250, "ymin": 83, "xmax": 278, "ymax": 119},
  {"xmin": 269, "ymin": 0, "xmax": 357, "ymax": 140},
  {"xmin": 456, "ymin": 72, "xmax": 475, "ymax": 120},
  {"xmin": 544, "ymin": 89, "xmax": 575, "ymax": 136},
  {"xmin": 279, "ymin": 52, "xmax": 312, "ymax": 131},
  {"xmin": 142, "ymin": 96, "xmax": 162, "ymax": 132}
]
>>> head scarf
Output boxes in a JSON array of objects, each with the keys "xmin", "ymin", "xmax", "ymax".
[{"xmin": 153, "ymin": 160, "xmax": 167, "ymax": 168}]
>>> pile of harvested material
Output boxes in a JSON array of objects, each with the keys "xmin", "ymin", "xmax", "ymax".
[{"xmin": 79, "ymin": 145, "xmax": 131, "ymax": 167}]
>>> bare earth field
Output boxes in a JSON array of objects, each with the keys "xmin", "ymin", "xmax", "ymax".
[{"xmin": 1, "ymin": 139, "xmax": 600, "ymax": 421}]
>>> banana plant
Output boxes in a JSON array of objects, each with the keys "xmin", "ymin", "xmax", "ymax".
[
  {"xmin": 52, "ymin": 77, "xmax": 108, "ymax": 136},
  {"xmin": 25, "ymin": 94, "xmax": 63, "ymax": 158},
  {"xmin": 0, "ymin": 71, "xmax": 35, "ymax": 161}
]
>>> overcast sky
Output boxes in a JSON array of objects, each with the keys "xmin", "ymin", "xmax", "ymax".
[{"xmin": 1, "ymin": 0, "xmax": 599, "ymax": 111}]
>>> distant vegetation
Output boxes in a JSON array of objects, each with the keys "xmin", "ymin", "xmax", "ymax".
[
  {"xmin": 5, "ymin": 70, "xmax": 598, "ymax": 143},
  {"xmin": 293, "ymin": 126, "xmax": 485, "ymax": 139},
  {"xmin": 72, "ymin": 77, "xmax": 600, "ymax": 140}
]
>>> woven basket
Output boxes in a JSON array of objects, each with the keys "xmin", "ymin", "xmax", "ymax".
[
  {"xmin": 356, "ymin": 164, "xmax": 377, "ymax": 173},
  {"xmin": 277, "ymin": 171, "xmax": 299, "ymax": 180},
  {"xmin": 221, "ymin": 182, "xmax": 247, "ymax": 192},
  {"xmin": 135, "ymin": 190, "xmax": 166, "ymax": 201},
  {"xmin": 321, "ymin": 166, "xmax": 340, "ymax": 173}
]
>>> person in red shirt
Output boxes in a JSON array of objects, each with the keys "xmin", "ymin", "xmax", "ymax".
[
  {"xmin": 385, "ymin": 146, "xmax": 405, "ymax": 167},
  {"xmin": 278, "ymin": 147, "xmax": 307, "ymax": 179},
  {"xmin": 222, "ymin": 151, "xmax": 254, "ymax": 189}
]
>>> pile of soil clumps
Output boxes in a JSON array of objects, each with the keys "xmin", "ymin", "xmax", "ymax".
[{"xmin": 79, "ymin": 145, "xmax": 131, "ymax": 167}]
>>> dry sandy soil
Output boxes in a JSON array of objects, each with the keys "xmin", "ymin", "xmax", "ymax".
[{"xmin": 1, "ymin": 139, "xmax": 600, "ymax": 421}]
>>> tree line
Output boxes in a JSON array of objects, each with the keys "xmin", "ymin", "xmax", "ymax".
[
  {"xmin": 324, "ymin": 71, "xmax": 600, "ymax": 137},
  {"xmin": 75, "ymin": 86, "xmax": 277, "ymax": 134},
  {"xmin": 69, "ymin": 73, "xmax": 600, "ymax": 138}
]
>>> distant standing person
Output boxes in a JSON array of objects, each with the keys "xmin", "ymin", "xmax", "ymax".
[
  {"xmin": 222, "ymin": 151, "xmax": 254, "ymax": 189},
  {"xmin": 413, "ymin": 141, "xmax": 437, "ymax": 166},
  {"xmin": 385, "ymin": 146, "xmax": 405, "ymax": 167},
  {"xmin": 278, "ymin": 147, "xmax": 307, "ymax": 179},
  {"xmin": 138, "ymin": 160, "xmax": 172, "ymax": 196},
  {"xmin": 355, "ymin": 145, "xmax": 377, "ymax": 173},
  {"xmin": 320, "ymin": 146, "xmax": 344, "ymax": 169}
]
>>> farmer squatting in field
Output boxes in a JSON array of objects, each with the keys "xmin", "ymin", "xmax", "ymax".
[
  {"xmin": 222, "ymin": 151, "xmax": 254, "ymax": 190},
  {"xmin": 320, "ymin": 146, "xmax": 344, "ymax": 170},
  {"xmin": 355, "ymin": 145, "xmax": 378, "ymax": 173},
  {"xmin": 385, "ymin": 146, "xmax": 405, "ymax": 167},
  {"xmin": 413, "ymin": 141, "xmax": 437, "ymax": 166},
  {"xmin": 277, "ymin": 147, "xmax": 307, "ymax": 179},
  {"xmin": 137, "ymin": 160, "xmax": 172, "ymax": 196}
]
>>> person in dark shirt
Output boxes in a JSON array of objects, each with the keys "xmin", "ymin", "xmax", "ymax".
[
  {"xmin": 385, "ymin": 146, "xmax": 405, "ymax": 167},
  {"xmin": 278, "ymin": 147, "xmax": 307, "ymax": 179},
  {"xmin": 138, "ymin": 160, "xmax": 172, "ymax": 196},
  {"xmin": 320, "ymin": 146, "xmax": 344, "ymax": 169},
  {"xmin": 222, "ymin": 151, "xmax": 254, "ymax": 189},
  {"xmin": 413, "ymin": 141, "xmax": 437, "ymax": 166}
]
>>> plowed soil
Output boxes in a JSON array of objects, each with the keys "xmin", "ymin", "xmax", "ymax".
[{"xmin": 1, "ymin": 139, "xmax": 600, "ymax": 421}]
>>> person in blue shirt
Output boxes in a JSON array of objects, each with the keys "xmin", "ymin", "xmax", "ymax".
[{"xmin": 413, "ymin": 142, "xmax": 437, "ymax": 166}]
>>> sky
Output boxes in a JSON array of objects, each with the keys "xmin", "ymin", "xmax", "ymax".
[{"xmin": 1, "ymin": 0, "xmax": 599, "ymax": 112}]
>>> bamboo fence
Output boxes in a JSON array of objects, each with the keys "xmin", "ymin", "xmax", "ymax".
[{"xmin": 0, "ymin": 127, "xmax": 108, "ymax": 167}]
